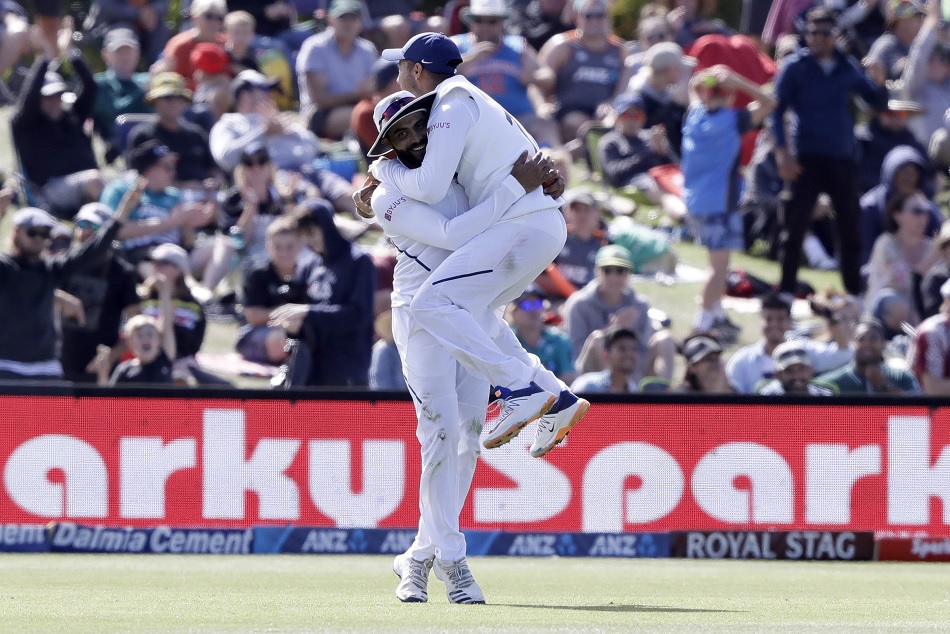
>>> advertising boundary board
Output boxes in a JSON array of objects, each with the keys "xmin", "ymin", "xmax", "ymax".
[{"xmin": 1, "ymin": 387, "xmax": 950, "ymax": 541}]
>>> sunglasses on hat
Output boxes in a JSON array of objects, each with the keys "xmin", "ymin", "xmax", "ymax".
[{"xmin": 379, "ymin": 96, "xmax": 415, "ymax": 128}]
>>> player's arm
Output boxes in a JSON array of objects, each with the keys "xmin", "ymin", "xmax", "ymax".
[
  {"xmin": 370, "ymin": 94, "xmax": 476, "ymax": 204},
  {"xmin": 375, "ymin": 152, "xmax": 547, "ymax": 250}
]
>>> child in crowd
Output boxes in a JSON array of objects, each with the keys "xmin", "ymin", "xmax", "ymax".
[
  {"xmin": 98, "ymin": 274, "xmax": 177, "ymax": 386},
  {"xmin": 224, "ymin": 11, "xmax": 259, "ymax": 75},
  {"xmin": 681, "ymin": 64, "xmax": 776, "ymax": 342}
]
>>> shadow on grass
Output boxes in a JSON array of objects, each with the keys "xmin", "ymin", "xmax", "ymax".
[{"xmin": 500, "ymin": 604, "xmax": 742, "ymax": 614}]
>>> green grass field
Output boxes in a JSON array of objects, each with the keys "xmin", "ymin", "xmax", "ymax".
[{"xmin": 1, "ymin": 555, "xmax": 948, "ymax": 632}]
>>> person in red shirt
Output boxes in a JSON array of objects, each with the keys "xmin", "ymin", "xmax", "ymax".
[{"xmin": 153, "ymin": 0, "xmax": 226, "ymax": 88}]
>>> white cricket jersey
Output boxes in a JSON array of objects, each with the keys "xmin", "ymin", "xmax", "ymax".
[
  {"xmin": 371, "ymin": 174, "xmax": 527, "ymax": 308},
  {"xmin": 372, "ymin": 76, "xmax": 563, "ymax": 219}
]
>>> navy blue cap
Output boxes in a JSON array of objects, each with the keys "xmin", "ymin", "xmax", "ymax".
[
  {"xmin": 381, "ymin": 32, "xmax": 462, "ymax": 76},
  {"xmin": 372, "ymin": 58, "xmax": 399, "ymax": 90},
  {"xmin": 613, "ymin": 92, "xmax": 646, "ymax": 115}
]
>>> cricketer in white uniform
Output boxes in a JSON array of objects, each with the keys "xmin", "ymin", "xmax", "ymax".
[
  {"xmin": 362, "ymin": 91, "xmax": 553, "ymax": 604},
  {"xmin": 374, "ymin": 33, "xmax": 589, "ymax": 451}
]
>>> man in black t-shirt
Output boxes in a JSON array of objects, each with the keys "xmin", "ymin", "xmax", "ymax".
[
  {"xmin": 59, "ymin": 203, "xmax": 141, "ymax": 383},
  {"xmin": 126, "ymin": 72, "xmax": 217, "ymax": 189}
]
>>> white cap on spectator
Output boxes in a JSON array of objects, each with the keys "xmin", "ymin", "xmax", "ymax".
[
  {"xmin": 40, "ymin": 71, "xmax": 68, "ymax": 97},
  {"xmin": 75, "ymin": 202, "xmax": 114, "ymax": 227},
  {"xmin": 12, "ymin": 207, "xmax": 57, "ymax": 228},
  {"xmin": 940, "ymin": 278, "xmax": 950, "ymax": 298},
  {"xmin": 149, "ymin": 243, "xmax": 191, "ymax": 276},
  {"xmin": 645, "ymin": 42, "xmax": 686, "ymax": 72},
  {"xmin": 104, "ymin": 28, "xmax": 139, "ymax": 52},
  {"xmin": 189, "ymin": 0, "xmax": 226, "ymax": 16},
  {"xmin": 772, "ymin": 340, "xmax": 813, "ymax": 371}
]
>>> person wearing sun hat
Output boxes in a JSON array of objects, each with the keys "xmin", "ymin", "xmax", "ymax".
[
  {"xmin": 126, "ymin": 71, "xmax": 216, "ymax": 188},
  {"xmin": 356, "ymin": 90, "xmax": 581, "ymax": 605},
  {"xmin": 370, "ymin": 32, "xmax": 584, "ymax": 467},
  {"xmin": 534, "ymin": 0, "xmax": 629, "ymax": 145},
  {"xmin": 451, "ymin": 0, "xmax": 561, "ymax": 148},
  {"xmin": 0, "ymin": 184, "xmax": 142, "ymax": 381}
]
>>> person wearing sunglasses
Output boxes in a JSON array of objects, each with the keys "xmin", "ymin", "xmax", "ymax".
[
  {"xmin": 508, "ymin": 285, "xmax": 576, "ymax": 384},
  {"xmin": 152, "ymin": 0, "xmax": 226, "ymax": 86},
  {"xmin": 771, "ymin": 6, "xmax": 888, "ymax": 299},
  {"xmin": 452, "ymin": 0, "xmax": 561, "ymax": 148},
  {"xmin": 566, "ymin": 244, "xmax": 675, "ymax": 382},
  {"xmin": 866, "ymin": 189, "xmax": 939, "ymax": 327},
  {"xmin": 536, "ymin": 0, "xmax": 628, "ymax": 145},
  {"xmin": 0, "ymin": 184, "xmax": 141, "ymax": 382}
]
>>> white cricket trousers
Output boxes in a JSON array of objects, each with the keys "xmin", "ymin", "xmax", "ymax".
[
  {"xmin": 409, "ymin": 207, "xmax": 568, "ymax": 391},
  {"xmin": 393, "ymin": 305, "xmax": 486, "ymax": 562}
]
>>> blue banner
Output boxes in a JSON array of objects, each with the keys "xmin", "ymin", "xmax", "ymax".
[
  {"xmin": 0, "ymin": 523, "xmax": 49, "ymax": 552},
  {"xmin": 48, "ymin": 523, "xmax": 253, "ymax": 554},
  {"xmin": 253, "ymin": 527, "xmax": 670, "ymax": 558}
]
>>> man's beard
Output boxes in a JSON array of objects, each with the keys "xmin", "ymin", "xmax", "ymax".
[{"xmin": 395, "ymin": 148, "xmax": 423, "ymax": 169}]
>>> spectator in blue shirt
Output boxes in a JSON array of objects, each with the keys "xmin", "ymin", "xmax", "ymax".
[
  {"xmin": 508, "ymin": 285, "xmax": 576, "ymax": 385},
  {"xmin": 770, "ymin": 6, "xmax": 888, "ymax": 296},
  {"xmin": 681, "ymin": 64, "xmax": 775, "ymax": 340}
]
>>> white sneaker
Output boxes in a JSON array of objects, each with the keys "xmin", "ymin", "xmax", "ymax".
[
  {"xmin": 482, "ymin": 382, "xmax": 557, "ymax": 449},
  {"xmin": 393, "ymin": 553, "xmax": 433, "ymax": 603},
  {"xmin": 434, "ymin": 557, "xmax": 485, "ymax": 604},
  {"xmin": 531, "ymin": 391, "xmax": 590, "ymax": 458}
]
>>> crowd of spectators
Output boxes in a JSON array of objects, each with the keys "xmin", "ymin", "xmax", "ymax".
[{"xmin": 4, "ymin": 0, "xmax": 950, "ymax": 397}]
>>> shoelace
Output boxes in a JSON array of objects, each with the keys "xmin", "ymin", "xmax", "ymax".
[
  {"xmin": 406, "ymin": 558, "xmax": 431, "ymax": 588},
  {"xmin": 442, "ymin": 560, "xmax": 475, "ymax": 588}
]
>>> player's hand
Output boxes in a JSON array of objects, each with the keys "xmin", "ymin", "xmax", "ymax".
[
  {"xmin": 543, "ymin": 171, "xmax": 566, "ymax": 199},
  {"xmin": 510, "ymin": 151, "xmax": 548, "ymax": 191},
  {"xmin": 353, "ymin": 176, "xmax": 380, "ymax": 219}
]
